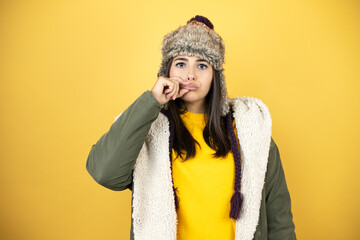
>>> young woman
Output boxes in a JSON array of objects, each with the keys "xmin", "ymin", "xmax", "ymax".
[{"xmin": 86, "ymin": 15, "xmax": 296, "ymax": 240}]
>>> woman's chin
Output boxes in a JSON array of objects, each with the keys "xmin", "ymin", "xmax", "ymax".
[{"xmin": 180, "ymin": 92, "xmax": 200, "ymax": 102}]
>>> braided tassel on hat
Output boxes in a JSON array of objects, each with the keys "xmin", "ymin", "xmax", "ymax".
[{"xmin": 226, "ymin": 110, "xmax": 244, "ymax": 220}]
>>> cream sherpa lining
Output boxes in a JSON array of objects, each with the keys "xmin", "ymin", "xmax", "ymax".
[{"xmin": 115, "ymin": 96, "xmax": 272, "ymax": 240}]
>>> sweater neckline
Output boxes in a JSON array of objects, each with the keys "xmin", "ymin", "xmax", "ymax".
[{"xmin": 180, "ymin": 111, "xmax": 206, "ymax": 124}]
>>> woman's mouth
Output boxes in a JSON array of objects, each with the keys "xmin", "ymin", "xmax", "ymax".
[{"xmin": 181, "ymin": 84, "xmax": 198, "ymax": 90}]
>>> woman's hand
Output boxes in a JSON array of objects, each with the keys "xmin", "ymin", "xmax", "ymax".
[{"xmin": 151, "ymin": 76, "xmax": 194, "ymax": 105}]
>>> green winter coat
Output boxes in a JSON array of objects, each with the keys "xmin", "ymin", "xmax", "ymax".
[{"xmin": 86, "ymin": 90, "xmax": 296, "ymax": 240}]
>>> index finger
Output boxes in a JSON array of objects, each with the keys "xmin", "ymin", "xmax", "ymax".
[{"xmin": 170, "ymin": 76, "xmax": 191, "ymax": 84}]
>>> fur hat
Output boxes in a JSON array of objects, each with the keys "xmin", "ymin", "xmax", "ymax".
[{"xmin": 157, "ymin": 15, "xmax": 230, "ymax": 117}]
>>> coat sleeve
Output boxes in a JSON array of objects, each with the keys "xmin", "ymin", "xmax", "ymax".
[
  {"xmin": 265, "ymin": 137, "xmax": 297, "ymax": 239},
  {"xmin": 86, "ymin": 90, "xmax": 163, "ymax": 191}
]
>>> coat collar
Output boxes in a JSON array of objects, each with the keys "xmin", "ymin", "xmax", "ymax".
[{"xmin": 131, "ymin": 97, "xmax": 272, "ymax": 240}]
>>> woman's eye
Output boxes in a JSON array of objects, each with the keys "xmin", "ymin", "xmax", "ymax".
[
  {"xmin": 198, "ymin": 64, "xmax": 208, "ymax": 70},
  {"xmin": 175, "ymin": 62, "xmax": 185, "ymax": 68}
]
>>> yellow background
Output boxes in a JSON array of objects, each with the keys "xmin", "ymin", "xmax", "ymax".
[{"xmin": 0, "ymin": 0, "xmax": 359, "ymax": 239}]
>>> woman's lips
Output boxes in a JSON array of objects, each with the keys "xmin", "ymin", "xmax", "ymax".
[{"xmin": 181, "ymin": 84, "xmax": 198, "ymax": 90}]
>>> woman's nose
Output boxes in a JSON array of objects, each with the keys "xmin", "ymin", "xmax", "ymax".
[
  {"xmin": 187, "ymin": 68, "xmax": 196, "ymax": 81},
  {"xmin": 187, "ymin": 75, "xmax": 196, "ymax": 81}
]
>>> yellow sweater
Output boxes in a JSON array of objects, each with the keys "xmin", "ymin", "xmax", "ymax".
[{"xmin": 172, "ymin": 111, "xmax": 238, "ymax": 240}]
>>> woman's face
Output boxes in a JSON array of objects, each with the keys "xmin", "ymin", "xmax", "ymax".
[{"xmin": 169, "ymin": 55, "xmax": 213, "ymax": 106}]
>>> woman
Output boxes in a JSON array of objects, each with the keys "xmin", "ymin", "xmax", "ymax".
[{"xmin": 86, "ymin": 15, "xmax": 296, "ymax": 240}]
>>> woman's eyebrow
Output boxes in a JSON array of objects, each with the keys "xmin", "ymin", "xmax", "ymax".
[{"xmin": 174, "ymin": 57, "xmax": 208, "ymax": 62}]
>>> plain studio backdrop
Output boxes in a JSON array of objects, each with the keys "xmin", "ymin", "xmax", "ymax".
[{"xmin": 0, "ymin": 0, "xmax": 359, "ymax": 239}]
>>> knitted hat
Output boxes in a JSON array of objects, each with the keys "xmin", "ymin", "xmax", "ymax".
[
  {"xmin": 159, "ymin": 16, "xmax": 244, "ymax": 221},
  {"xmin": 157, "ymin": 15, "xmax": 230, "ymax": 117}
]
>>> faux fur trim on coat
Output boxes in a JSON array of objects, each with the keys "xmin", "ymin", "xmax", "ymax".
[{"xmin": 130, "ymin": 96, "xmax": 272, "ymax": 240}]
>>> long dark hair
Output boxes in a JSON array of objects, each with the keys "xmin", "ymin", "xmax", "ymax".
[
  {"xmin": 161, "ymin": 56, "xmax": 244, "ymax": 220},
  {"xmin": 164, "ymin": 57, "xmax": 232, "ymax": 161}
]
